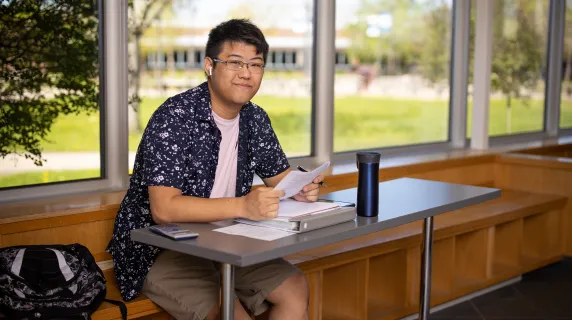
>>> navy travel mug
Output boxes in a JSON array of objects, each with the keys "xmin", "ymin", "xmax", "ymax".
[{"xmin": 356, "ymin": 152, "xmax": 381, "ymax": 217}]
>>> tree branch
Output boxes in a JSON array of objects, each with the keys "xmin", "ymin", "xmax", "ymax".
[
  {"xmin": 134, "ymin": 0, "xmax": 159, "ymax": 33},
  {"xmin": 138, "ymin": 0, "xmax": 172, "ymax": 34}
]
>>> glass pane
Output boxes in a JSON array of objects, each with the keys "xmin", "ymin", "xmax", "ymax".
[
  {"xmin": 561, "ymin": 0, "xmax": 572, "ymax": 129},
  {"xmin": 128, "ymin": 0, "xmax": 314, "ymax": 171},
  {"xmin": 488, "ymin": 0, "xmax": 548, "ymax": 136},
  {"xmin": 334, "ymin": 0, "xmax": 452, "ymax": 152},
  {"xmin": 0, "ymin": 1, "xmax": 102, "ymax": 189}
]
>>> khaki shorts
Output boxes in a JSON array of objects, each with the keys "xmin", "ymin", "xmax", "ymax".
[{"xmin": 142, "ymin": 250, "xmax": 300, "ymax": 320}]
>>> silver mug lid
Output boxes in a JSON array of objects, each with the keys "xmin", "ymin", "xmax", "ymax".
[{"xmin": 356, "ymin": 151, "xmax": 381, "ymax": 164}]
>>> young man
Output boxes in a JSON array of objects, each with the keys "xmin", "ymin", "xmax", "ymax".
[{"xmin": 107, "ymin": 19, "xmax": 323, "ymax": 320}]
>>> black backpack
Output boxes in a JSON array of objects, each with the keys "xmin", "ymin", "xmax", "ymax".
[{"xmin": 0, "ymin": 244, "xmax": 126, "ymax": 320}]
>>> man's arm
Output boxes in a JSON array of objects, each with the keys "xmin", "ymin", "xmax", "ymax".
[
  {"xmin": 149, "ymin": 186, "xmax": 243, "ymax": 224},
  {"xmin": 149, "ymin": 186, "xmax": 284, "ymax": 224},
  {"xmin": 262, "ymin": 167, "xmax": 291, "ymax": 187}
]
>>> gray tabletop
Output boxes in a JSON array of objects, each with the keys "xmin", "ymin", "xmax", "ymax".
[{"xmin": 131, "ymin": 177, "xmax": 500, "ymax": 267}]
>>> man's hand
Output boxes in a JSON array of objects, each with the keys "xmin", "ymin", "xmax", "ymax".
[
  {"xmin": 240, "ymin": 187, "xmax": 285, "ymax": 221},
  {"xmin": 293, "ymin": 174, "xmax": 324, "ymax": 203}
]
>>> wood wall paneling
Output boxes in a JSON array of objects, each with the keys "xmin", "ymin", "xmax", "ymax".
[
  {"xmin": 367, "ymin": 249, "xmax": 408, "ymax": 319},
  {"xmin": 454, "ymin": 229, "xmax": 489, "ymax": 292},
  {"xmin": 492, "ymin": 219, "xmax": 523, "ymax": 277},
  {"xmin": 321, "ymin": 259, "xmax": 368, "ymax": 320},
  {"xmin": 406, "ymin": 246, "xmax": 421, "ymax": 310},
  {"xmin": 495, "ymin": 161, "xmax": 572, "ymax": 255},
  {"xmin": 1, "ymin": 220, "xmax": 114, "ymax": 262},
  {"xmin": 307, "ymin": 271, "xmax": 323, "ymax": 320},
  {"xmin": 409, "ymin": 163, "xmax": 495, "ymax": 187},
  {"xmin": 522, "ymin": 210, "xmax": 562, "ymax": 263},
  {"xmin": 430, "ymin": 237, "xmax": 455, "ymax": 301}
]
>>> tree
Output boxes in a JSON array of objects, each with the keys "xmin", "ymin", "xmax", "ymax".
[
  {"xmin": 0, "ymin": 0, "xmax": 99, "ymax": 166},
  {"xmin": 128, "ymin": 0, "xmax": 174, "ymax": 133},
  {"xmin": 416, "ymin": 0, "xmax": 545, "ymax": 134},
  {"xmin": 418, "ymin": 1, "xmax": 451, "ymax": 94},
  {"xmin": 345, "ymin": 0, "xmax": 425, "ymax": 74},
  {"xmin": 561, "ymin": 5, "xmax": 572, "ymax": 98},
  {"xmin": 418, "ymin": 1, "xmax": 474, "ymax": 90},
  {"xmin": 490, "ymin": 0, "xmax": 544, "ymax": 133}
]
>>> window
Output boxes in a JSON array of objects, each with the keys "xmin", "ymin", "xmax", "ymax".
[
  {"xmin": 174, "ymin": 51, "xmax": 189, "ymax": 69},
  {"xmin": 334, "ymin": 0, "xmax": 452, "ymax": 152},
  {"xmin": 128, "ymin": 0, "xmax": 314, "ymax": 171},
  {"xmin": 0, "ymin": 1, "xmax": 102, "ymax": 189},
  {"xmin": 561, "ymin": 0, "xmax": 572, "ymax": 129},
  {"xmin": 488, "ymin": 0, "xmax": 548, "ymax": 136}
]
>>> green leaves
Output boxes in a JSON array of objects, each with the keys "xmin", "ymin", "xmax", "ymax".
[
  {"xmin": 0, "ymin": 0, "xmax": 100, "ymax": 166},
  {"xmin": 490, "ymin": 2, "xmax": 544, "ymax": 104}
]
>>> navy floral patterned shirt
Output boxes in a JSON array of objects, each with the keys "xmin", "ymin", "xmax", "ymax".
[{"xmin": 106, "ymin": 82, "xmax": 290, "ymax": 301}]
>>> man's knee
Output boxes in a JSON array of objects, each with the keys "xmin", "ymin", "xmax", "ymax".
[
  {"xmin": 294, "ymin": 272, "xmax": 310, "ymax": 305},
  {"xmin": 277, "ymin": 272, "xmax": 310, "ymax": 307},
  {"xmin": 205, "ymin": 298, "xmax": 251, "ymax": 320},
  {"xmin": 206, "ymin": 304, "xmax": 218, "ymax": 320}
]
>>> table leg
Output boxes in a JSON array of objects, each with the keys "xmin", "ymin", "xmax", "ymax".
[
  {"xmin": 419, "ymin": 216, "xmax": 434, "ymax": 320},
  {"xmin": 221, "ymin": 263, "xmax": 235, "ymax": 320}
]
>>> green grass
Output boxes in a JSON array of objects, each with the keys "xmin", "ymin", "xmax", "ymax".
[
  {"xmin": 0, "ymin": 169, "xmax": 101, "ymax": 189},
  {"xmin": 561, "ymin": 95, "xmax": 572, "ymax": 129},
  {"xmin": 5, "ymin": 94, "xmax": 569, "ymax": 188},
  {"xmin": 468, "ymin": 98, "xmax": 546, "ymax": 137},
  {"xmin": 40, "ymin": 95, "xmax": 572, "ymax": 154},
  {"xmin": 40, "ymin": 112, "xmax": 101, "ymax": 152},
  {"xmin": 334, "ymin": 97, "xmax": 449, "ymax": 151}
]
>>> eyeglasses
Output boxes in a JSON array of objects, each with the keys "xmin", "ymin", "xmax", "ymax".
[{"xmin": 212, "ymin": 58, "xmax": 265, "ymax": 74}]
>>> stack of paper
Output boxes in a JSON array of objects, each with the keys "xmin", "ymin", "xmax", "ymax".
[
  {"xmin": 274, "ymin": 162, "xmax": 330, "ymax": 199},
  {"xmin": 276, "ymin": 199, "xmax": 340, "ymax": 218},
  {"xmin": 234, "ymin": 199, "xmax": 341, "ymax": 232},
  {"xmin": 213, "ymin": 224, "xmax": 293, "ymax": 241}
]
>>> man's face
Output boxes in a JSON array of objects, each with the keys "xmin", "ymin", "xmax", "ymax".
[{"xmin": 207, "ymin": 41, "xmax": 264, "ymax": 107}]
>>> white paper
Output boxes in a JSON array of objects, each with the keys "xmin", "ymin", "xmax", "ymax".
[
  {"xmin": 277, "ymin": 199, "xmax": 340, "ymax": 218},
  {"xmin": 213, "ymin": 224, "xmax": 294, "ymax": 241},
  {"xmin": 274, "ymin": 162, "xmax": 331, "ymax": 199}
]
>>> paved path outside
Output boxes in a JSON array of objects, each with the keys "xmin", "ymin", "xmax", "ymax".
[{"xmin": 0, "ymin": 152, "xmax": 136, "ymax": 175}]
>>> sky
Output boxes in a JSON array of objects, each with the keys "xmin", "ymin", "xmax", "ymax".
[
  {"xmin": 141, "ymin": 0, "xmax": 454, "ymax": 32},
  {"xmin": 163, "ymin": 0, "xmax": 361, "ymax": 30}
]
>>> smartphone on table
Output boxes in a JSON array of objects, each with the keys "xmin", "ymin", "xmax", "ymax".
[{"xmin": 149, "ymin": 224, "xmax": 199, "ymax": 240}]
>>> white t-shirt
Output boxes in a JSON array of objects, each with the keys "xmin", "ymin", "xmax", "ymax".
[{"xmin": 209, "ymin": 111, "xmax": 240, "ymax": 198}]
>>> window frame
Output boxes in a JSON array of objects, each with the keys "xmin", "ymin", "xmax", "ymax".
[
  {"xmin": 2, "ymin": 0, "xmax": 572, "ymax": 205},
  {"xmin": 0, "ymin": 0, "xmax": 129, "ymax": 203}
]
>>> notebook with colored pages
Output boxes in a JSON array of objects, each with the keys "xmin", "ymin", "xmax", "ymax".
[{"xmin": 234, "ymin": 199, "xmax": 356, "ymax": 233}]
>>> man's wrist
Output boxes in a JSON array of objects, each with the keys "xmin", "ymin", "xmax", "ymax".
[{"xmin": 235, "ymin": 196, "xmax": 247, "ymax": 219}]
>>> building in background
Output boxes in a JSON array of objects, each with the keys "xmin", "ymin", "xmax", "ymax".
[{"xmin": 140, "ymin": 25, "xmax": 351, "ymax": 72}]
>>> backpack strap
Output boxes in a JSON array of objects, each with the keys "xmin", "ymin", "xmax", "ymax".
[{"xmin": 103, "ymin": 299, "xmax": 127, "ymax": 320}]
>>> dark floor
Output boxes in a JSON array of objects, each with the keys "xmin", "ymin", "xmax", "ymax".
[{"xmin": 430, "ymin": 258, "xmax": 572, "ymax": 320}]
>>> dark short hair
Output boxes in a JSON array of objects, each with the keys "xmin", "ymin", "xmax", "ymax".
[{"xmin": 206, "ymin": 19, "xmax": 269, "ymax": 63}]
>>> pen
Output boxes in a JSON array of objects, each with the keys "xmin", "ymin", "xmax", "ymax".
[{"xmin": 297, "ymin": 166, "xmax": 328, "ymax": 187}]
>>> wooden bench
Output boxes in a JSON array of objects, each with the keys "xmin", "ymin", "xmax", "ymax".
[
  {"xmin": 510, "ymin": 142, "xmax": 572, "ymax": 158},
  {"xmin": 4, "ymin": 188, "xmax": 565, "ymax": 320},
  {"xmin": 495, "ymin": 151, "xmax": 572, "ymax": 256},
  {"xmin": 92, "ymin": 270, "xmax": 167, "ymax": 320}
]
